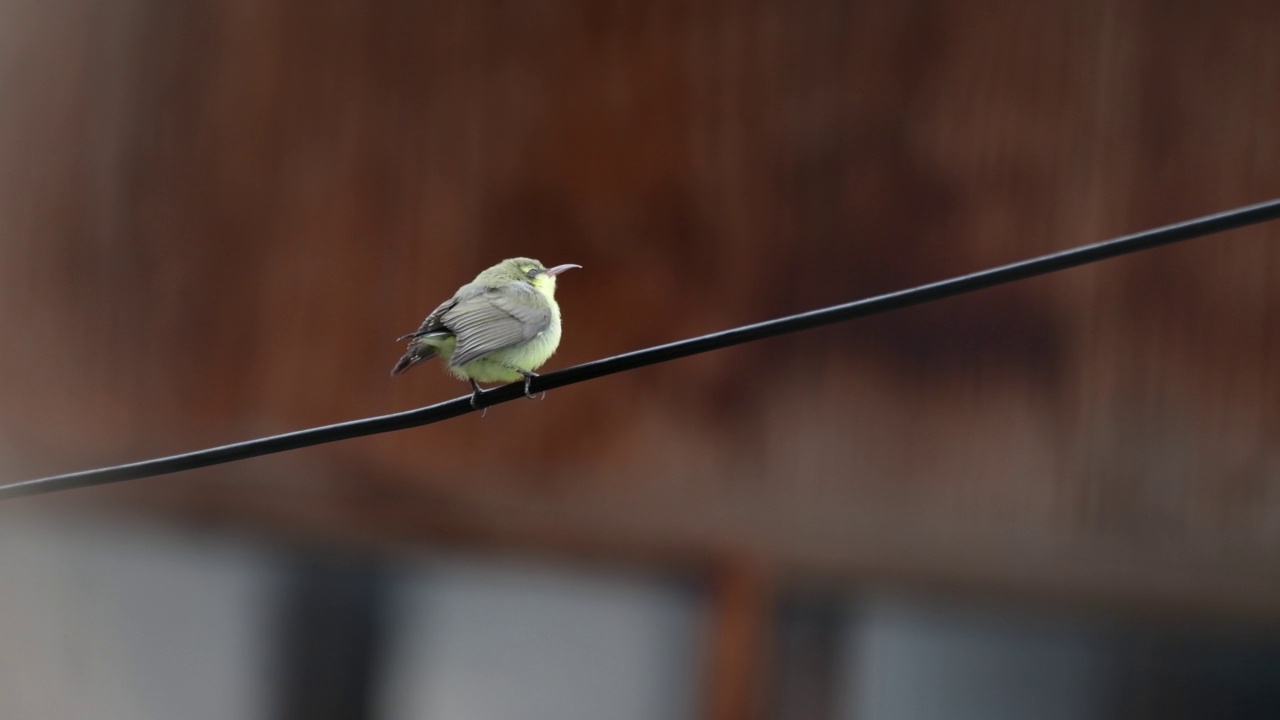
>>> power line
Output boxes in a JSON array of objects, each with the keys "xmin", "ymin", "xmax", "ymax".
[{"xmin": 4, "ymin": 198, "xmax": 1280, "ymax": 501}]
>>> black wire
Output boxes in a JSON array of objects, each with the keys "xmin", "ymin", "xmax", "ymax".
[{"xmin": 5, "ymin": 198, "xmax": 1280, "ymax": 500}]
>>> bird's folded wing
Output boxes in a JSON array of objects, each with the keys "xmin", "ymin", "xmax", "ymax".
[
  {"xmin": 399, "ymin": 283, "xmax": 487, "ymax": 340},
  {"xmin": 444, "ymin": 286, "xmax": 552, "ymax": 367}
]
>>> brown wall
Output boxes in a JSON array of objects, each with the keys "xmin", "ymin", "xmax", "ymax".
[{"xmin": 3, "ymin": 0, "xmax": 1279, "ymax": 615}]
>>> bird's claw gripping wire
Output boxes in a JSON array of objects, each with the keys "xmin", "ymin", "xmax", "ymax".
[
  {"xmin": 469, "ymin": 380, "xmax": 488, "ymax": 417},
  {"xmin": 520, "ymin": 371, "xmax": 544, "ymax": 401}
]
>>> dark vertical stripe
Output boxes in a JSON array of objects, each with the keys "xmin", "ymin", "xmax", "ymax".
[
  {"xmin": 274, "ymin": 554, "xmax": 387, "ymax": 720},
  {"xmin": 772, "ymin": 595, "xmax": 847, "ymax": 720}
]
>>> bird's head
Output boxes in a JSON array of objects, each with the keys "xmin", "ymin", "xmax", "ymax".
[{"xmin": 480, "ymin": 257, "xmax": 581, "ymax": 294}]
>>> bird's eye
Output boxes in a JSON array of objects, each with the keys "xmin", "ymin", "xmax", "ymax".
[{"xmin": 526, "ymin": 267, "xmax": 541, "ymax": 278}]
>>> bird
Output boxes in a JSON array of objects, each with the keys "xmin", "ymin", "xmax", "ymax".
[{"xmin": 391, "ymin": 257, "xmax": 581, "ymax": 407}]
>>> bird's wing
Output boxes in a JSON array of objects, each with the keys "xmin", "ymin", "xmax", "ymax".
[
  {"xmin": 443, "ymin": 284, "xmax": 552, "ymax": 367},
  {"xmin": 397, "ymin": 284, "xmax": 487, "ymax": 340}
]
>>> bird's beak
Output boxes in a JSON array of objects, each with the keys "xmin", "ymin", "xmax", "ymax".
[{"xmin": 545, "ymin": 263, "xmax": 582, "ymax": 276}]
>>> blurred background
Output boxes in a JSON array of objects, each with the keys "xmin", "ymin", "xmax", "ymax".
[{"xmin": 2, "ymin": 0, "xmax": 1279, "ymax": 718}]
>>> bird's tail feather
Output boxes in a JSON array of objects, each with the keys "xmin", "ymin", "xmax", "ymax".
[{"xmin": 390, "ymin": 341, "xmax": 437, "ymax": 377}]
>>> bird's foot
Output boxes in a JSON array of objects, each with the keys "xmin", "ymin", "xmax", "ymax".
[
  {"xmin": 469, "ymin": 380, "xmax": 488, "ymax": 417},
  {"xmin": 520, "ymin": 371, "xmax": 541, "ymax": 400}
]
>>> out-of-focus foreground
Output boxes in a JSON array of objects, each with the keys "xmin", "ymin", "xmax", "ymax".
[{"xmin": 2, "ymin": 1, "xmax": 1279, "ymax": 718}]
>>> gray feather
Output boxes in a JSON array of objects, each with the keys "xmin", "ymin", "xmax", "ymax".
[
  {"xmin": 444, "ymin": 284, "xmax": 552, "ymax": 367},
  {"xmin": 398, "ymin": 284, "xmax": 487, "ymax": 340}
]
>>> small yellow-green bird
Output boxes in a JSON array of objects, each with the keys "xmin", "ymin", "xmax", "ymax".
[{"xmin": 391, "ymin": 257, "xmax": 581, "ymax": 406}]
